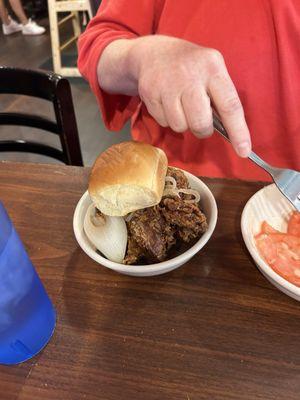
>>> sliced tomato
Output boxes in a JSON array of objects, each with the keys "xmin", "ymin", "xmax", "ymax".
[
  {"xmin": 269, "ymin": 233, "xmax": 300, "ymax": 250},
  {"xmin": 255, "ymin": 233, "xmax": 278, "ymax": 265},
  {"xmin": 261, "ymin": 221, "xmax": 280, "ymax": 234},
  {"xmin": 287, "ymin": 212, "xmax": 300, "ymax": 237},
  {"xmin": 255, "ymin": 230, "xmax": 300, "ymax": 287},
  {"xmin": 270, "ymin": 256, "xmax": 300, "ymax": 287}
]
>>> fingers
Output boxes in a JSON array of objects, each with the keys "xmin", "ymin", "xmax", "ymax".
[
  {"xmin": 145, "ymin": 98, "xmax": 168, "ymax": 127},
  {"xmin": 144, "ymin": 94, "xmax": 188, "ymax": 132},
  {"xmin": 208, "ymin": 72, "xmax": 251, "ymax": 157},
  {"xmin": 161, "ymin": 94, "xmax": 188, "ymax": 132},
  {"xmin": 145, "ymin": 90, "xmax": 213, "ymax": 136},
  {"xmin": 145, "ymin": 95, "xmax": 188, "ymax": 132},
  {"xmin": 181, "ymin": 88, "xmax": 213, "ymax": 138}
]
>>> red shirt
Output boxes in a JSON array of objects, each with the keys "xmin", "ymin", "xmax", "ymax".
[{"xmin": 78, "ymin": 0, "xmax": 300, "ymax": 181}]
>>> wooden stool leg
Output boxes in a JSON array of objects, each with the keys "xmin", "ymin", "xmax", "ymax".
[
  {"xmin": 87, "ymin": 5, "xmax": 93, "ymax": 19},
  {"xmin": 48, "ymin": 1, "xmax": 61, "ymax": 74},
  {"xmin": 72, "ymin": 11, "xmax": 81, "ymax": 37},
  {"xmin": 85, "ymin": 0, "xmax": 93, "ymax": 20}
]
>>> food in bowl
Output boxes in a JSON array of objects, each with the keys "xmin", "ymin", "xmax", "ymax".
[
  {"xmin": 255, "ymin": 212, "xmax": 300, "ymax": 287},
  {"xmin": 84, "ymin": 141, "xmax": 208, "ymax": 265}
]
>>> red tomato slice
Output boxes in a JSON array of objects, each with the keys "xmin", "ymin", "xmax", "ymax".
[
  {"xmin": 269, "ymin": 233, "xmax": 300, "ymax": 251},
  {"xmin": 255, "ymin": 230, "xmax": 300, "ymax": 287},
  {"xmin": 287, "ymin": 212, "xmax": 300, "ymax": 237},
  {"xmin": 261, "ymin": 221, "xmax": 280, "ymax": 234}
]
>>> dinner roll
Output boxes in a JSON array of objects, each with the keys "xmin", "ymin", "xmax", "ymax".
[{"xmin": 88, "ymin": 141, "xmax": 168, "ymax": 216}]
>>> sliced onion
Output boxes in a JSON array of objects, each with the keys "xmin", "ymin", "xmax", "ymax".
[
  {"xmin": 178, "ymin": 189, "xmax": 201, "ymax": 203},
  {"xmin": 162, "ymin": 188, "xmax": 181, "ymax": 198},
  {"xmin": 91, "ymin": 208, "xmax": 106, "ymax": 226},
  {"xmin": 164, "ymin": 176, "xmax": 177, "ymax": 190},
  {"xmin": 84, "ymin": 204, "xmax": 127, "ymax": 263}
]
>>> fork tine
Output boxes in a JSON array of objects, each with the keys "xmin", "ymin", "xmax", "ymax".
[{"xmin": 275, "ymin": 170, "xmax": 300, "ymax": 212}]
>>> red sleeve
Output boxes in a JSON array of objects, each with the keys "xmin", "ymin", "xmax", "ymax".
[{"xmin": 77, "ymin": 0, "xmax": 165, "ymax": 131}]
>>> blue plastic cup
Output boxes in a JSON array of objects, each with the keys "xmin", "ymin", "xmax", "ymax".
[{"xmin": 0, "ymin": 202, "xmax": 56, "ymax": 365}]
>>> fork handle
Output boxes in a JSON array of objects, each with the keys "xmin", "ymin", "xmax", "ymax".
[
  {"xmin": 247, "ymin": 152, "xmax": 274, "ymax": 176},
  {"xmin": 212, "ymin": 112, "xmax": 230, "ymax": 142},
  {"xmin": 212, "ymin": 112, "xmax": 274, "ymax": 177}
]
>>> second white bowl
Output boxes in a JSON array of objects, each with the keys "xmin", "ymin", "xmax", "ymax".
[{"xmin": 241, "ymin": 184, "xmax": 300, "ymax": 301}]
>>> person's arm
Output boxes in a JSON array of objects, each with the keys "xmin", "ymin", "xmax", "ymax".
[
  {"xmin": 78, "ymin": 0, "xmax": 251, "ymax": 157},
  {"xmin": 98, "ymin": 35, "xmax": 251, "ymax": 157},
  {"xmin": 78, "ymin": 0, "xmax": 164, "ymax": 131}
]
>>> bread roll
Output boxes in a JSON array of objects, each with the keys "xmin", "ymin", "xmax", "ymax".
[{"xmin": 88, "ymin": 141, "xmax": 168, "ymax": 216}]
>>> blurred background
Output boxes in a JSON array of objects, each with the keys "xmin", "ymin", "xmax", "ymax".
[{"xmin": 0, "ymin": 0, "xmax": 131, "ymax": 165}]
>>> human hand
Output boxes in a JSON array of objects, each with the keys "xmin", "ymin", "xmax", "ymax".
[{"xmin": 129, "ymin": 35, "xmax": 251, "ymax": 157}]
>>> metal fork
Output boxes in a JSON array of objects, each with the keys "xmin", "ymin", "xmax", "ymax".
[{"xmin": 212, "ymin": 113, "xmax": 300, "ymax": 212}]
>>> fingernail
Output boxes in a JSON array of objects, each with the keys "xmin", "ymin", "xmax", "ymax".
[
  {"xmin": 237, "ymin": 141, "xmax": 251, "ymax": 158},
  {"xmin": 192, "ymin": 128, "xmax": 213, "ymax": 138}
]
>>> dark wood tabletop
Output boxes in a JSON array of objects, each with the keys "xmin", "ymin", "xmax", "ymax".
[{"xmin": 0, "ymin": 161, "xmax": 299, "ymax": 400}]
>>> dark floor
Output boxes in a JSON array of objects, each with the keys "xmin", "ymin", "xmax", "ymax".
[{"xmin": 0, "ymin": 18, "xmax": 131, "ymax": 165}]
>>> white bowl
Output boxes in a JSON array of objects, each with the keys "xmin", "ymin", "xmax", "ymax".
[
  {"xmin": 241, "ymin": 183, "xmax": 300, "ymax": 301},
  {"xmin": 73, "ymin": 170, "xmax": 218, "ymax": 277}
]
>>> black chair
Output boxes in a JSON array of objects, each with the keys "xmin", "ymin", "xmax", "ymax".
[{"xmin": 0, "ymin": 66, "xmax": 83, "ymax": 166}]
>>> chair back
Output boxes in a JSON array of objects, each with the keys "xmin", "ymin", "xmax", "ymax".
[{"xmin": 0, "ymin": 66, "xmax": 83, "ymax": 166}]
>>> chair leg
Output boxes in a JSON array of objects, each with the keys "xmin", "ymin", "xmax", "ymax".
[{"xmin": 48, "ymin": 3, "xmax": 61, "ymax": 74}]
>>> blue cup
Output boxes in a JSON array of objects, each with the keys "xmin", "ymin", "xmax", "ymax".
[{"xmin": 0, "ymin": 202, "xmax": 56, "ymax": 365}]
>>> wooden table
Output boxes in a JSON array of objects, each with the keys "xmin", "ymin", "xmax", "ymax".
[{"xmin": 1, "ymin": 161, "xmax": 299, "ymax": 400}]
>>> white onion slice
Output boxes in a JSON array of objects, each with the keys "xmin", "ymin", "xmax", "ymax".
[
  {"xmin": 91, "ymin": 208, "xmax": 106, "ymax": 226},
  {"xmin": 178, "ymin": 189, "xmax": 201, "ymax": 203},
  {"xmin": 84, "ymin": 204, "xmax": 127, "ymax": 263},
  {"xmin": 162, "ymin": 188, "xmax": 181, "ymax": 198},
  {"xmin": 164, "ymin": 176, "xmax": 177, "ymax": 189}
]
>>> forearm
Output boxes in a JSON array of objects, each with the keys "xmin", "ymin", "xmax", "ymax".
[{"xmin": 97, "ymin": 38, "xmax": 140, "ymax": 96}]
